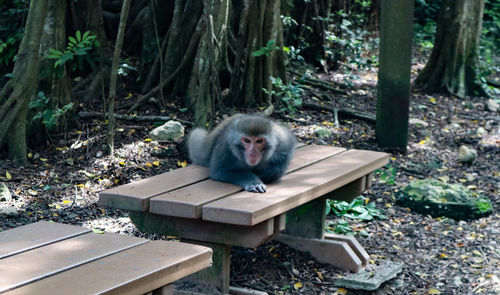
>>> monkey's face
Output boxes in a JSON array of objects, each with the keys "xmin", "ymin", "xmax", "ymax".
[{"xmin": 241, "ymin": 136, "xmax": 266, "ymax": 166}]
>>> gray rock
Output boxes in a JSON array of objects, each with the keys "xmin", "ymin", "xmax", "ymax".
[
  {"xmin": 0, "ymin": 206, "xmax": 18, "ymax": 216},
  {"xmin": 458, "ymin": 145, "xmax": 477, "ymax": 163},
  {"xmin": 334, "ymin": 261, "xmax": 404, "ymax": 291},
  {"xmin": 445, "ymin": 123, "xmax": 460, "ymax": 130},
  {"xmin": 311, "ymin": 125, "xmax": 332, "ymax": 139},
  {"xmin": 476, "ymin": 127, "xmax": 487, "ymax": 137},
  {"xmin": 396, "ymin": 179, "xmax": 493, "ymax": 220},
  {"xmin": 485, "ymin": 99, "xmax": 499, "ymax": 112},
  {"xmin": 148, "ymin": 120, "xmax": 185, "ymax": 142},
  {"xmin": 409, "ymin": 118, "xmax": 429, "ymax": 128},
  {"xmin": 0, "ymin": 182, "xmax": 12, "ymax": 202}
]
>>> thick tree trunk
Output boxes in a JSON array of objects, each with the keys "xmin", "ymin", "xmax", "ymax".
[
  {"xmin": 132, "ymin": 0, "xmax": 286, "ymax": 127},
  {"xmin": 0, "ymin": 0, "xmax": 48, "ymax": 163},
  {"xmin": 415, "ymin": 0, "xmax": 488, "ymax": 98},
  {"xmin": 375, "ymin": 0, "xmax": 414, "ymax": 153}
]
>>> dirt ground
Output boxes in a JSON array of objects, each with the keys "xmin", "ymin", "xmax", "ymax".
[{"xmin": 0, "ymin": 65, "xmax": 499, "ymax": 294}]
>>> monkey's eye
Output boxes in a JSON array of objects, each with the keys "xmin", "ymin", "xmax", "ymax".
[
  {"xmin": 256, "ymin": 139, "xmax": 264, "ymax": 144},
  {"xmin": 242, "ymin": 138, "xmax": 251, "ymax": 144}
]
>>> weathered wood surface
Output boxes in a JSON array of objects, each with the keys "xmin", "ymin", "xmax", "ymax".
[
  {"xmin": 0, "ymin": 221, "xmax": 90, "ymax": 259},
  {"xmin": 202, "ymin": 149, "xmax": 389, "ymax": 226},
  {"xmin": 1, "ymin": 222, "xmax": 212, "ymax": 295},
  {"xmin": 149, "ymin": 145, "xmax": 345, "ymax": 218},
  {"xmin": 129, "ymin": 211, "xmax": 278, "ymax": 248},
  {"xmin": 99, "ymin": 165, "xmax": 209, "ymax": 211}
]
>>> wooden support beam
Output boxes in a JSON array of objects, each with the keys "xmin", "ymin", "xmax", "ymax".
[
  {"xmin": 275, "ymin": 234, "xmax": 364, "ymax": 272},
  {"xmin": 129, "ymin": 211, "xmax": 275, "ymax": 248},
  {"xmin": 181, "ymin": 242, "xmax": 231, "ymax": 294}
]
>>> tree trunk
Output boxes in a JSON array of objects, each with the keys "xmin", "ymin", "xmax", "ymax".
[
  {"xmin": 0, "ymin": 0, "xmax": 48, "ymax": 163},
  {"xmin": 375, "ymin": 0, "xmax": 414, "ymax": 153},
  {"xmin": 132, "ymin": 0, "xmax": 286, "ymax": 127},
  {"xmin": 415, "ymin": 0, "xmax": 488, "ymax": 98},
  {"xmin": 107, "ymin": 0, "xmax": 131, "ymax": 155}
]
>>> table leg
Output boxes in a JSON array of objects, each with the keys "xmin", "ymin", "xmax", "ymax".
[{"xmin": 279, "ymin": 177, "xmax": 371, "ymax": 272}]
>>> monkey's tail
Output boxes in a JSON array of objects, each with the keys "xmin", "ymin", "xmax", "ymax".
[{"xmin": 187, "ymin": 128, "xmax": 211, "ymax": 166}]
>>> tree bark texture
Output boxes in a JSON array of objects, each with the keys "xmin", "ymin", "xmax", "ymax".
[
  {"xmin": 136, "ymin": 0, "xmax": 286, "ymax": 127},
  {"xmin": 375, "ymin": 0, "xmax": 414, "ymax": 153},
  {"xmin": 415, "ymin": 0, "xmax": 488, "ymax": 98},
  {"xmin": 0, "ymin": 0, "xmax": 48, "ymax": 162}
]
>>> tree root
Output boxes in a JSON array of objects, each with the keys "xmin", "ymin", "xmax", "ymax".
[{"xmin": 302, "ymin": 102, "xmax": 376, "ymax": 124}]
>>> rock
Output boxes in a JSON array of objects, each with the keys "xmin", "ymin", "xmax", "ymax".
[
  {"xmin": 333, "ymin": 260, "xmax": 404, "ymax": 291},
  {"xmin": 148, "ymin": 120, "xmax": 185, "ymax": 142},
  {"xmin": 458, "ymin": 145, "xmax": 477, "ymax": 163},
  {"xmin": 485, "ymin": 99, "xmax": 499, "ymax": 112},
  {"xmin": 409, "ymin": 118, "xmax": 429, "ymax": 128},
  {"xmin": 311, "ymin": 125, "xmax": 332, "ymax": 139},
  {"xmin": 0, "ymin": 206, "xmax": 18, "ymax": 216},
  {"xmin": 476, "ymin": 127, "xmax": 487, "ymax": 137},
  {"xmin": 445, "ymin": 123, "xmax": 460, "ymax": 130},
  {"xmin": 0, "ymin": 182, "xmax": 12, "ymax": 202},
  {"xmin": 396, "ymin": 179, "xmax": 493, "ymax": 220}
]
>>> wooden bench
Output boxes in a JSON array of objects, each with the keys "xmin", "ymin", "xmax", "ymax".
[
  {"xmin": 0, "ymin": 221, "xmax": 212, "ymax": 295},
  {"xmin": 99, "ymin": 144, "xmax": 389, "ymax": 294}
]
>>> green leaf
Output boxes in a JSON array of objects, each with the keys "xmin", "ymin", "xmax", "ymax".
[
  {"xmin": 251, "ymin": 48, "xmax": 267, "ymax": 57},
  {"xmin": 68, "ymin": 36, "xmax": 77, "ymax": 45},
  {"xmin": 75, "ymin": 30, "xmax": 81, "ymax": 42}
]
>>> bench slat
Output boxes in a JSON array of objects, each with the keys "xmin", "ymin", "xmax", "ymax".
[
  {"xmin": 0, "ymin": 221, "xmax": 90, "ymax": 259},
  {"xmin": 149, "ymin": 145, "xmax": 346, "ymax": 218},
  {"xmin": 0, "ymin": 232, "xmax": 147, "ymax": 293},
  {"xmin": 202, "ymin": 149, "xmax": 389, "ymax": 226},
  {"xmin": 4, "ymin": 241, "xmax": 212, "ymax": 295},
  {"xmin": 99, "ymin": 165, "xmax": 209, "ymax": 211}
]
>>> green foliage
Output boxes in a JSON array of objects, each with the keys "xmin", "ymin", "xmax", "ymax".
[
  {"xmin": 327, "ymin": 218, "xmax": 354, "ymax": 235},
  {"xmin": 29, "ymin": 91, "xmax": 73, "ymax": 130},
  {"xmin": 326, "ymin": 196, "xmax": 387, "ymax": 221},
  {"xmin": 479, "ymin": 0, "xmax": 500, "ymax": 78},
  {"xmin": 262, "ymin": 76, "xmax": 303, "ymax": 114},
  {"xmin": 414, "ymin": 21, "xmax": 437, "ymax": 52},
  {"xmin": 251, "ymin": 40, "xmax": 280, "ymax": 57},
  {"xmin": 282, "ymin": 45, "xmax": 305, "ymax": 64},
  {"xmin": 323, "ymin": 11, "xmax": 379, "ymax": 69},
  {"xmin": 46, "ymin": 30, "xmax": 97, "ymax": 73},
  {"xmin": 377, "ymin": 164, "xmax": 397, "ymax": 186},
  {"xmin": 0, "ymin": 35, "xmax": 20, "ymax": 66}
]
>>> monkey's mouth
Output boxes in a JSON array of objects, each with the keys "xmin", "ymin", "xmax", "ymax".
[{"xmin": 246, "ymin": 156, "xmax": 261, "ymax": 166}]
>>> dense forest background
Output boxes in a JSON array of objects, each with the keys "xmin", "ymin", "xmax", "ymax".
[
  {"xmin": 0, "ymin": 0, "xmax": 499, "ymax": 294},
  {"xmin": 0, "ymin": 0, "xmax": 498, "ymax": 160}
]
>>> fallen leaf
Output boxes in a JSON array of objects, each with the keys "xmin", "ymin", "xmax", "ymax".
[
  {"xmin": 428, "ymin": 288, "xmax": 441, "ymax": 294},
  {"xmin": 5, "ymin": 171, "xmax": 12, "ymax": 180},
  {"xmin": 293, "ymin": 282, "xmax": 302, "ymax": 290}
]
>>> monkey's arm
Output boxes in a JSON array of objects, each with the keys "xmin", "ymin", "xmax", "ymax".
[{"xmin": 211, "ymin": 168, "xmax": 267, "ymax": 193}]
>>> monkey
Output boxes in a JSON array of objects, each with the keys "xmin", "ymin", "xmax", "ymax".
[{"xmin": 187, "ymin": 114, "xmax": 296, "ymax": 193}]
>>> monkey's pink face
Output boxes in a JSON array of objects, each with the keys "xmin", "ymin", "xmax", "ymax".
[{"xmin": 241, "ymin": 136, "xmax": 266, "ymax": 166}]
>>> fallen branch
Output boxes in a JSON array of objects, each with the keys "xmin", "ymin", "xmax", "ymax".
[
  {"xmin": 78, "ymin": 111, "xmax": 170, "ymax": 122},
  {"xmin": 302, "ymin": 102, "xmax": 376, "ymax": 124},
  {"xmin": 486, "ymin": 78, "xmax": 500, "ymax": 88},
  {"xmin": 78, "ymin": 111, "xmax": 195, "ymax": 127},
  {"xmin": 288, "ymin": 69, "xmax": 349, "ymax": 95}
]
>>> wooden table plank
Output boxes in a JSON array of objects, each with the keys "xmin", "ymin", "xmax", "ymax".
[
  {"xmin": 0, "ymin": 221, "xmax": 90, "ymax": 259},
  {"xmin": 0, "ymin": 232, "xmax": 147, "ymax": 293},
  {"xmin": 4, "ymin": 241, "xmax": 212, "ymax": 295},
  {"xmin": 99, "ymin": 165, "xmax": 209, "ymax": 211},
  {"xmin": 202, "ymin": 150, "xmax": 389, "ymax": 226},
  {"xmin": 149, "ymin": 145, "xmax": 346, "ymax": 218}
]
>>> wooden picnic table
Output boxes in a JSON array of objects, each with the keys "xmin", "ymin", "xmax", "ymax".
[
  {"xmin": 99, "ymin": 144, "xmax": 389, "ymax": 294},
  {"xmin": 0, "ymin": 221, "xmax": 212, "ymax": 295}
]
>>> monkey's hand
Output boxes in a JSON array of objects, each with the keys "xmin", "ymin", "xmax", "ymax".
[{"xmin": 244, "ymin": 182, "xmax": 267, "ymax": 193}]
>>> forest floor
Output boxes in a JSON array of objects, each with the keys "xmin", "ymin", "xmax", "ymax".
[{"xmin": 0, "ymin": 63, "xmax": 499, "ymax": 295}]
